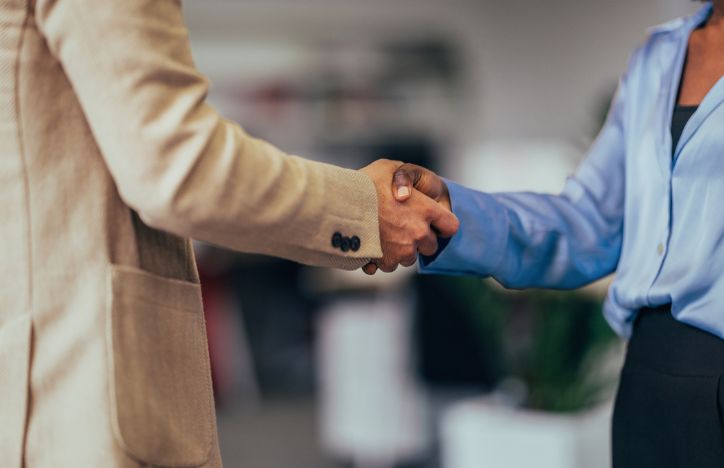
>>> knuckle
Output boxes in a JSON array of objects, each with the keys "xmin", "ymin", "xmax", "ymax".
[
  {"xmin": 414, "ymin": 225, "xmax": 430, "ymax": 241},
  {"xmin": 393, "ymin": 170, "xmax": 410, "ymax": 184}
]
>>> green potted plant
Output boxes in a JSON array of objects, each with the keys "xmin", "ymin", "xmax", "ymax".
[{"xmin": 420, "ymin": 276, "xmax": 622, "ymax": 468}]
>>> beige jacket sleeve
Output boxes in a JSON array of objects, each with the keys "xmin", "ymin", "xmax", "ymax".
[{"xmin": 33, "ymin": 0, "xmax": 382, "ymax": 270}]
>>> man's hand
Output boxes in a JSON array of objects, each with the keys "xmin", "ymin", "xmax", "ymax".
[{"xmin": 359, "ymin": 160, "xmax": 458, "ymax": 275}]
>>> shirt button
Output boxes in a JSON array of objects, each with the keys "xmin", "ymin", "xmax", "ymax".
[
  {"xmin": 331, "ymin": 232, "xmax": 343, "ymax": 248},
  {"xmin": 349, "ymin": 236, "xmax": 361, "ymax": 252},
  {"xmin": 340, "ymin": 237, "xmax": 351, "ymax": 252},
  {"xmin": 657, "ymin": 243, "xmax": 665, "ymax": 255}
]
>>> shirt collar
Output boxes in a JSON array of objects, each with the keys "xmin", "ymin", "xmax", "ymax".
[{"xmin": 647, "ymin": 2, "xmax": 713, "ymax": 36}]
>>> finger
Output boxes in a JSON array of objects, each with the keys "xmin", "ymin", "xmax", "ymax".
[
  {"xmin": 428, "ymin": 203, "xmax": 460, "ymax": 238},
  {"xmin": 400, "ymin": 255, "xmax": 418, "ymax": 268},
  {"xmin": 396, "ymin": 163, "xmax": 445, "ymax": 201},
  {"xmin": 413, "ymin": 189, "xmax": 459, "ymax": 238},
  {"xmin": 417, "ymin": 230, "xmax": 439, "ymax": 257},
  {"xmin": 363, "ymin": 262, "xmax": 378, "ymax": 275},
  {"xmin": 378, "ymin": 260, "xmax": 399, "ymax": 273}
]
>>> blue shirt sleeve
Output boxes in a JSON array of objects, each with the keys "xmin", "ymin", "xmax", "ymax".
[{"xmin": 420, "ymin": 68, "xmax": 629, "ymax": 290}]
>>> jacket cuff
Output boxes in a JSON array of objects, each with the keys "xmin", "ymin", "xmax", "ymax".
[{"xmin": 315, "ymin": 161, "xmax": 383, "ymax": 262}]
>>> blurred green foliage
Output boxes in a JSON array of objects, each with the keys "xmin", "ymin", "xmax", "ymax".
[{"xmin": 435, "ymin": 276, "xmax": 619, "ymax": 413}]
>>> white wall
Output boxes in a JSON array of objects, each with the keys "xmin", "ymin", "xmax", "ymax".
[
  {"xmin": 184, "ymin": 0, "xmax": 703, "ymax": 164},
  {"xmin": 463, "ymin": 0, "xmax": 702, "ymax": 141}
]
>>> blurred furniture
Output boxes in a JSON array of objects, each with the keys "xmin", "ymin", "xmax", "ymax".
[{"xmin": 199, "ymin": 268, "xmax": 260, "ymax": 407}]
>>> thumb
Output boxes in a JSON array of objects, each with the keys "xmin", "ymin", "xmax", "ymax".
[
  {"xmin": 392, "ymin": 163, "xmax": 444, "ymax": 202},
  {"xmin": 392, "ymin": 167, "xmax": 414, "ymax": 201}
]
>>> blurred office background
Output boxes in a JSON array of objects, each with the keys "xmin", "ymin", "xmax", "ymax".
[{"xmin": 183, "ymin": 1, "xmax": 701, "ymax": 467}]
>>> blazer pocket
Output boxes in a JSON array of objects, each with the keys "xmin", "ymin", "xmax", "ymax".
[{"xmin": 106, "ymin": 265, "xmax": 214, "ymax": 467}]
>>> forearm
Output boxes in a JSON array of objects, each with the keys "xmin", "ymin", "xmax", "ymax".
[
  {"xmin": 420, "ymin": 180, "xmax": 622, "ymax": 289},
  {"xmin": 35, "ymin": 0, "xmax": 382, "ymax": 269},
  {"xmin": 141, "ymin": 117, "xmax": 384, "ymax": 268}
]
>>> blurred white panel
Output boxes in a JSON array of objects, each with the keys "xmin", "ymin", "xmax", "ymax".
[
  {"xmin": 455, "ymin": 140, "xmax": 580, "ymax": 194},
  {"xmin": 316, "ymin": 296, "xmax": 429, "ymax": 466},
  {"xmin": 190, "ymin": 41, "xmax": 311, "ymax": 84}
]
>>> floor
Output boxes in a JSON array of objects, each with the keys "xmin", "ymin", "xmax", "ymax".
[{"xmin": 216, "ymin": 397, "xmax": 335, "ymax": 468}]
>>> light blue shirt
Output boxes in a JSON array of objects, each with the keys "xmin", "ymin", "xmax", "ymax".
[{"xmin": 420, "ymin": 3, "xmax": 724, "ymax": 339}]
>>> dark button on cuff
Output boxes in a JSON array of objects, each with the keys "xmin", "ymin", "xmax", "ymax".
[
  {"xmin": 349, "ymin": 236, "xmax": 361, "ymax": 252},
  {"xmin": 331, "ymin": 232, "xmax": 343, "ymax": 248},
  {"xmin": 340, "ymin": 236, "xmax": 351, "ymax": 252}
]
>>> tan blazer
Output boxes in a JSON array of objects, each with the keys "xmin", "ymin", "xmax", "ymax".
[{"xmin": 0, "ymin": 0, "xmax": 382, "ymax": 466}]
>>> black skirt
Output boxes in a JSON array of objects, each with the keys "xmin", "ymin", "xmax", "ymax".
[{"xmin": 612, "ymin": 306, "xmax": 724, "ymax": 467}]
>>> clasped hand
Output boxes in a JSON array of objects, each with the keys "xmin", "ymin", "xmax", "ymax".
[{"xmin": 360, "ymin": 159, "xmax": 458, "ymax": 275}]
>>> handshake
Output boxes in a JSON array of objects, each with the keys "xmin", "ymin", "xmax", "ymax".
[{"xmin": 360, "ymin": 159, "xmax": 459, "ymax": 275}]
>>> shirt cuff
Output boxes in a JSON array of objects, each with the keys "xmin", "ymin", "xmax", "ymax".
[{"xmin": 419, "ymin": 180, "xmax": 510, "ymax": 277}]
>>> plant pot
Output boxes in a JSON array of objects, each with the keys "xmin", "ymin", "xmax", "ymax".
[{"xmin": 441, "ymin": 398, "xmax": 612, "ymax": 468}]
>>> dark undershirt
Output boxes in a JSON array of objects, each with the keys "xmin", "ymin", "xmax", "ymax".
[
  {"xmin": 671, "ymin": 47, "xmax": 701, "ymax": 157},
  {"xmin": 671, "ymin": 105, "xmax": 698, "ymax": 157}
]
